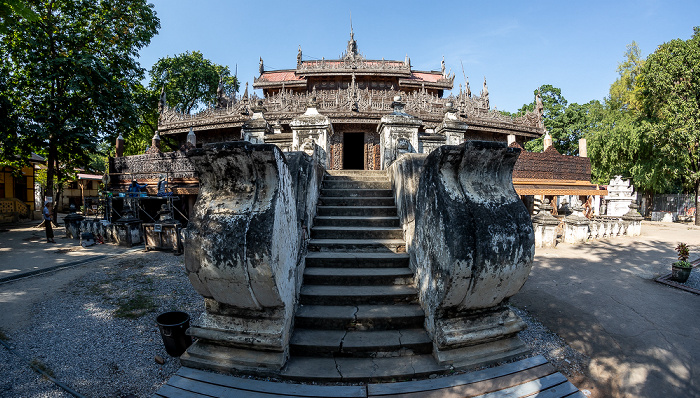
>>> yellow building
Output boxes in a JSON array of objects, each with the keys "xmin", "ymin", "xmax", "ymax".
[{"xmin": 0, "ymin": 153, "xmax": 44, "ymax": 223}]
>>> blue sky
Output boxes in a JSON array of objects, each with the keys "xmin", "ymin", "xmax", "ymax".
[{"xmin": 138, "ymin": 0, "xmax": 699, "ymax": 113}]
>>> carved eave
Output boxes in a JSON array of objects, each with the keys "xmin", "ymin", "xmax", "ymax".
[
  {"xmin": 253, "ymin": 79, "xmax": 308, "ymax": 90},
  {"xmin": 399, "ymin": 73, "xmax": 454, "ymax": 90},
  {"xmin": 296, "ymin": 59, "xmax": 412, "ymax": 78}
]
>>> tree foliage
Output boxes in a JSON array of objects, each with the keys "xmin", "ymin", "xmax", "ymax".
[
  {"xmin": 586, "ymin": 28, "xmax": 700, "ymax": 225},
  {"xmin": 149, "ymin": 51, "xmax": 239, "ymax": 114},
  {"xmin": 517, "ymin": 85, "xmax": 601, "ymax": 156},
  {"xmin": 608, "ymin": 41, "xmax": 644, "ymax": 111},
  {"xmin": 637, "ymin": 26, "xmax": 700, "ymax": 223},
  {"xmin": 0, "ymin": 0, "xmax": 159, "ymax": 202}
]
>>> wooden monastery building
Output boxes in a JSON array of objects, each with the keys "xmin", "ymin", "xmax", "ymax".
[{"xmin": 108, "ymin": 31, "xmax": 605, "ymax": 219}]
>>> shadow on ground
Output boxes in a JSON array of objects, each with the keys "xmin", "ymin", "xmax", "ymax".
[{"xmin": 512, "ymin": 225, "xmax": 700, "ymax": 398}]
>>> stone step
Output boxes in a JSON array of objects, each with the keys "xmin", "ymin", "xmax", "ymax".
[
  {"xmin": 305, "ymin": 252, "xmax": 409, "ymax": 268},
  {"xmin": 313, "ymin": 216, "xmax": 400, "ymax": 228},
  {"xmin": 303, "ymin": 267, "xmax": 414, "ymax": 285},
  {"xmin": 322, "ymin": 180, "xmax": 391, "ymax": 190},
  {"xmin": 325, "ymin": 170, "xmax": 388, "ymax": 177},
  {"xmin": 311, "ymin": 226, "xmax": 404, "ymax": 240},
  {"xmin": 299, "ymin": 284, "xmax": 418, "ymax": 305},
  {"xmin": 280, "ymin": 354, "xmax": 447, "ymax": 382},
  {"xmin": 308, "ymin": 238, "xmax": 406, "ymax": 253},
  {"xmin": 294, "ymin": 304, "xmax": 425, "ymax": 330},
  {"xmin": 320, "ymin": 188, "xmax": 393, "ymax": 197},
  {"xmin": 316, "ymin": 206, "xmax": 397, "ymax": 217},
  {"xmin": 324, "ymin": 175, "xmax": 389, "ymax": 183},
  {"xmin": 319, "ymin": 196, "xmax": 395, "ymax": 206},
  {"xmin": 289, "ymin": 329, "xmax": 432, "ymax": 358}
]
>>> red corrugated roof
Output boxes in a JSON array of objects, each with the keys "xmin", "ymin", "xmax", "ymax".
[{"xmin": 258, "ymin": 71, "xmax": 304, "ymax": 83}]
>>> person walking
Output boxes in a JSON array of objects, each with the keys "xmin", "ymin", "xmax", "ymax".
[{"xmin": 43, "ymin": 201, "xmax": 56, "ymax": 243}]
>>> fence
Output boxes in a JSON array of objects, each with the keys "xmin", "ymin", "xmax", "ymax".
[{"xmin": 649, "ymin": 194, "xmax": 696, "ymax": 220}]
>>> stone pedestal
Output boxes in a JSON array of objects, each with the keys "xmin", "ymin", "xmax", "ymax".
[
  {"xmin": 532, "ymin": 199, "xmax": 559, "ymax": 248},
  {"xmin": 63, "ymin": 205, "xmax": 84, "ymax": 240},
  {"xmin": 622, "ymin": 201, "xmax": 643, "ymax": 236},
  {"xmin": 290, "ymin": 100, "xmax": 332, "ymax": 168},
  {"xmin": 113, "ymin": 206, "xmax": 142, "ymax": 246},
  {"xmin": 563, "ymin": 200, "xmax": 589, "ymax": 244},
  {"xmin": 181, "ymin": 142, "xmax": 299, "ymax": 374},
  {"xmin": 378, "ymin": 96, "xmax": 422, "ymax": 169},
  {"xmin": 434, "ymin": 102, "xmax": 468, "ymax": 147},
  {"xmin": 242, "ymin": 100, "xmax": 272, "ymax": 144}
]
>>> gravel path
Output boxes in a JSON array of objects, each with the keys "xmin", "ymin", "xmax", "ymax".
[
  {"xmin": 0, "ymin": 251, "xmax": 203, "ymax": 398},
  {"xmin": 0, "ymin": 250, "xmax": 592, "ymax": 397}
]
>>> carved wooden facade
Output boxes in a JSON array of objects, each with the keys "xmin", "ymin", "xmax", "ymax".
[{"xmin": 156, "ymin": 33, "xmax": 545, "ymax": 170}]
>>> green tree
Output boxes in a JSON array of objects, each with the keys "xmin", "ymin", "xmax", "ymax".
[
  {"xmin": 608, "ymin": 41, "xmax": 644, "ymax": 111},
  {"xmin": 123, "ymin": 82, "xmax": 160, "ymax": 156},
  {"xmin": 517, "ymin": 85, "xmax": 601, "ymax": 156},
  {"xmin": 0, "ymin": 0, "xmax": 159, "ymax": 209},
  {"xmin": 149, "ymin": 51, "xmax": 239, "ymax": 114},
  {"xmin": 637, "ymin": 26, "xmax": 700, "ymax": 224}
]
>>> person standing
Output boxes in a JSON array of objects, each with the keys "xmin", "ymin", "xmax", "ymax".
[{"xmin": 43, "ymin": 201, "xmax": 55, "ymax": 243}]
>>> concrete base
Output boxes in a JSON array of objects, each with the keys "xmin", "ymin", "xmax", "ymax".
[
  {"xmin": 432, "ymin": 307, "xmax": 530, "ymax": 370},
  {"xmin": 180, "ymin": 340, "xmax": 286, "ymax": 376},
  {"xmin": 434, "ymin": 336, "xmax": 531, "ymax": 370}
]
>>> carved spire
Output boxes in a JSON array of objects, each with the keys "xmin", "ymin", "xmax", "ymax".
[
  {"xmin": 441, "ymin": 56, "xmax": 446, "ymax": 77},
  {"xmin": 297, "ymin": 45, "xmax": 302, "ymax": 67},
  {"xmin": 342, "ymin": 15, "xmax": 361, "ymax": 61},
  {"xmin": 482, "ymin": 76, "xmax": 489, "ymax": 109},
  {"xmin": 466, "ymin": 76, "xmax": 471, "ymax": 98},
  {"xmin": 259, "ymin": 57, "xmax": 264, "ymax": 75}
]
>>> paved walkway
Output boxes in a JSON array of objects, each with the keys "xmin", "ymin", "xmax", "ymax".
[
  {"xmin": 511, "ymin": 221, "xmax": 700, "ymax": 398},
  {"xmin": 0, "ymin": 217, "xmax": 141, "ymax": 333},
  {"xmin": 0, "ymin": 216, "xmax": 137, "ymax": 283}
]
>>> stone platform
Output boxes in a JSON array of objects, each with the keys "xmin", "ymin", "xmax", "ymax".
[{"xmin": 154, "ymin": 355, "xmax": 584, "ymax": 397}]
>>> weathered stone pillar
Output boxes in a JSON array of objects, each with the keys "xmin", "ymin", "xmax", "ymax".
[
  {"xmin": 113, "ymin": 205, "xmax": 142, "ymax": 246},
  {"xmin": 410, "ymin": 141, "xmax": 534, "ymax": 368},
  {"xmin": 434, "ymin": 102, "xmax": 468, "ymax": 146},
  {"xmin": 181, "ymin": 142, "xmax": 299, "ymax": 374},
  {"xmin": 290, "ymin": 98, "xmax": 332, "ymax": 168},
  {"xmin": 242, "ymin": 100, "xmax": 272, "ymax": 144},
  {"xmin": 377, "ymin": 96, "xmax": 422, "ymax": 169},
  {"xmin": 63, "ymin": 204, "xmax": 84, "ymax": 240},
  {"xmin": 532, "ymin": 199, "xmax": 559, "ymax": 248},
  {"xmin": 622, "ymin": 201, "xmax": 643, "ymax": 236},
  {"xmin": 563, "ymin": 199, "xmax": 590, "ymax": 244}
]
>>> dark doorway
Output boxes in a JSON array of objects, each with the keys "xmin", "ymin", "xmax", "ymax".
[
  {"xmin": 14, "ymin": 176, "xmax": 27, "ymax": 202},
  {"xmin": 343, "ymin": 133, "xmax": 365, "ymax": 170}
]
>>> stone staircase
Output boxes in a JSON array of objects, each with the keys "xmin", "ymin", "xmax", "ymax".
[{"xmin": 281, "ymin": 170, "xmax": 447, "ymax": 382}]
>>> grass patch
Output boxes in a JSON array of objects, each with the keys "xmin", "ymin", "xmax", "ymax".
[
  {"xmin": 114, "ymin": 292, "xmax": 157, "ymax": 319},
  {"xmin": 30, "ymin": 358, "xmax": 55, "ymax": 379}
]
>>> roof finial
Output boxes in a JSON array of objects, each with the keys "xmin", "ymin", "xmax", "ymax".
[{"xmin": 350, "ymin": 12, "xmax": 353, "ymax": 39}]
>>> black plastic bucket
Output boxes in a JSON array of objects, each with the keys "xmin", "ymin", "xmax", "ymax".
[{"xmin": 156, "ymin": 311, "xmax": 193, "ymax": 357}]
